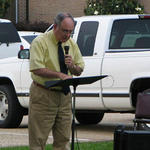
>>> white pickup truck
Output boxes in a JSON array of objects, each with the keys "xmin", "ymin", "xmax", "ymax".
[{"xmin": 1, "ymin": 14, "xmax": 150, "ymax": 128}]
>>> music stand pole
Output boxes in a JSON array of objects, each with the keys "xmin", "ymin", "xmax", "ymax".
[{"xmin": 71, "ymin": 85, "xmax": 77, "ymax": 150}]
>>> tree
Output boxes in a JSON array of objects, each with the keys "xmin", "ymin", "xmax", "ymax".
[
  {"xmin": 0, "ymin": 0, "xmax": 11, "ymax": 18},
  {"xmin": 84, "ymin": 0, "xmax": 144, "ymax": 15}
]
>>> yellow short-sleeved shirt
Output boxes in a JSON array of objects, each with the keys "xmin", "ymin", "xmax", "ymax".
[{"xmin": 30, "ymin": 30, "xmax": 84, "ymax": 86}]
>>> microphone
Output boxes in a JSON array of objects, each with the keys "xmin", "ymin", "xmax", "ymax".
[
  {"xmin": 64, "ymin": 46, "xmax": 69, "ymax": 55},
  {"xmin": 64, "ymin": 46, "xmax": 69, "ymax": 68}
]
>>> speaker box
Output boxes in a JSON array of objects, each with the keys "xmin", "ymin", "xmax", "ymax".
[{"xmin": 114, "ymin": 126, "xmax": 150, "ymax": 150}]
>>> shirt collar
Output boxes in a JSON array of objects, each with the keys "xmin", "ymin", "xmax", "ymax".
[{"xmin": 51, "ymin": 30, "xmax": 59, "ymax": 45}]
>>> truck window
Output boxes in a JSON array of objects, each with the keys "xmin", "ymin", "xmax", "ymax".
[
  {"xmin": 77, "ymin": 21, "xmax": 98, "ymax": 56},
  {"xmin": 0, "ymin": 23, "xmax": 21, "ymax": 43},
  {"xmin": 109, "ymin": 19, "xmax": 150, "ymax": 50}
]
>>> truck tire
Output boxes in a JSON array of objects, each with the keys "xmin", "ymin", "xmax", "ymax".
[
  {"xmin": 75, "ymin": 111, "xmax": 104, "ymax": 124},
  {"xmin": 0, "ymin": 85, "xmax": 24, "ymax": 128}
]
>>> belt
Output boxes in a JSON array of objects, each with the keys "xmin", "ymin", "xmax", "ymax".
[{"xmin": 33, "ymin": 81, "xmax": 63, "ymax": 93}]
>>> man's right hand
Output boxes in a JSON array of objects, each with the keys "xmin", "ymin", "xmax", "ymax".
[{"xmin": 59, "ymin": 72, "xmax": 72, "ymax": 80}]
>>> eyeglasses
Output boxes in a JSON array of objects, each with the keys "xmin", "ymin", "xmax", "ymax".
[{"xmin": 60, "ymin": 27, "xmax": 73, "ymax": 35}]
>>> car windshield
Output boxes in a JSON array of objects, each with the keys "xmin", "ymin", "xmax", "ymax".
[{"xmin": 21, "ymin": 35, "xmax": 38, "ymax": 44}]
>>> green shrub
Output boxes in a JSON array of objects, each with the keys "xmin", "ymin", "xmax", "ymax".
[
  {"xmin": 84, "ymin": 0, "xmax": 144, "ymax": 15},
  {"xmin": 0, "ymin": 0, "xmax": 10, "ymax": 18}
]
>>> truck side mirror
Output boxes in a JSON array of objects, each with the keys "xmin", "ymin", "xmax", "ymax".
[{"xmin": 18, "ymin": 49, "xmax": 30, "ymax": 59}]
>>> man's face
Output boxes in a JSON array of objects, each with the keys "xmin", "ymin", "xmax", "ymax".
[{"xmin": 54, "ymin": 17, "xmax": 74, "ymax": 42}]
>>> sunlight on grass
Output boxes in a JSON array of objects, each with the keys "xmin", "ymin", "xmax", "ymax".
[{"xmin": 0, "ymin": 141, "xmax": 113, "ymax": 150}]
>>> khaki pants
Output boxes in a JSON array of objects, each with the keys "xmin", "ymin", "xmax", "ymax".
[{"xmin": 28, "ymin": 83, "xmax": 72, "ymax": 150}]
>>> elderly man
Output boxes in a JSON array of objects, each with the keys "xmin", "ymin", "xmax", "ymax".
[{"xmin": 28, "ymin": 12, "xmax": 84, "ymax": 150}]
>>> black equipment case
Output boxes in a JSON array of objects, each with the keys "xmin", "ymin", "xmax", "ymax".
[{"xmin": 114, "ymin": 126, "xmax": 150, "ymax": 150}]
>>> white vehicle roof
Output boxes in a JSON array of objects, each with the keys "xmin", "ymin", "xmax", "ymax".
[
  {"xmin": 74, "ymin": 14, "xmax": 141, "ymax": 22},
  {"xmin": 0, "ymin": 18, "xmax": 11, "ymax": 23},
  {"xmin": 18, "ymin": 31, "xmax": 42, "ymax": 36},
  {"xmin": 45, "ymin": 14, "xmax": 142, "ymax": 32}
]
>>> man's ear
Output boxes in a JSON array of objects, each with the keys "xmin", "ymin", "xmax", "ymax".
[{"xmin": 53, "ymin": 24, "xmax": 57, "ymax": 30}]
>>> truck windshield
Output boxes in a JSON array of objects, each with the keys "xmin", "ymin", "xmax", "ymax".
[
  {"xmin": 109, "ymin": 19, "xmax": 150, "ymax": 49},
  {"xmin": 0, "ymin": 23, "xmax": 21, "ymax": 43}
]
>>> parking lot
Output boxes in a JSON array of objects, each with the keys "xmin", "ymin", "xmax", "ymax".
[{"xmin": 0, "ymin": 113, "xmax": 134, "ymax": 147}]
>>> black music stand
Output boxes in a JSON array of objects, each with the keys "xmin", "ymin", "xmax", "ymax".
[{"xmin": 45, "ymin": 75, "xmax": 107, "ymax": 150}]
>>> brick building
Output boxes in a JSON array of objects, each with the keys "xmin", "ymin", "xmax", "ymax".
[
  {"xmin": 9, "ymin": 0, "xmax": 150, "ymax": 24},
  {"xmin": 16, "ymin": 0, "xmax": 86, "ymax": 24}
]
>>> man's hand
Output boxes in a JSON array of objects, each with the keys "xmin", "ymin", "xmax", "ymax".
[
  {"xmin": 65, "ymin": 54, "xmax": 83, "ymax": 76},
  {"xmin": 59, "ymin": 72, "xmax": 72, "ymax": 80},
  {"xmin": 65, "ymin": 54, "xmax": 73, "ymax": 68}
]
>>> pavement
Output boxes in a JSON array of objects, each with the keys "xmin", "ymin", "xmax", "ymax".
[{"xmin": 0, "ymin": 113, "xmax": 135, "ymax": 147}]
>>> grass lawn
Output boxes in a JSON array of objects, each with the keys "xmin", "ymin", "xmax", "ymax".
[{"xmin": 0, "ymin": 141, "xmax": 113, "ymax": 150}]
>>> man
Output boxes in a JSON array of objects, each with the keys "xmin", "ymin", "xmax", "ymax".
[{"xmin": 29, "ymin": 13, "xmax": 84, "ymax": 150}]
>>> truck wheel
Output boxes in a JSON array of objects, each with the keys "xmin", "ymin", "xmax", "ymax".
[
  {"xmin": 0, "ymin": 85, "xmax": 24, "ymax": 128},
  {"xmin": 75, "ymin": 111, "xmax": 104, "ymax": 124}
]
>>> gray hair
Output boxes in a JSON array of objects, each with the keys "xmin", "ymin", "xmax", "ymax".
[{"xmin": 54, "ymin": 13, "xmax": 75, "ymax": 26}]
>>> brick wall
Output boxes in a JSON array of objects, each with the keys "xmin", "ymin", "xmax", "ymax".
[
  {"xmin": 18, "ymin": 0, "xmax": 150, "ymax": 24},
  {"xmin": 139, "ymin": 0, "xmax": 150, "ymax": 14},
  {"xmin": 18, "ymin": 0, "xmax": 27, "ymax": 22},
  {"xmin": 28, "ymin": 0, "xmax": 86, "ymax": 24}
]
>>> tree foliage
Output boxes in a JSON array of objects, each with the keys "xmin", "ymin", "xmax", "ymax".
[
  {"xmin": 84, "ymin": 0, "xmax": 144, "ymax": 15},
  {"xmin": 0, "ymin": 0, "xmax": 11, "ymax": 18}
]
